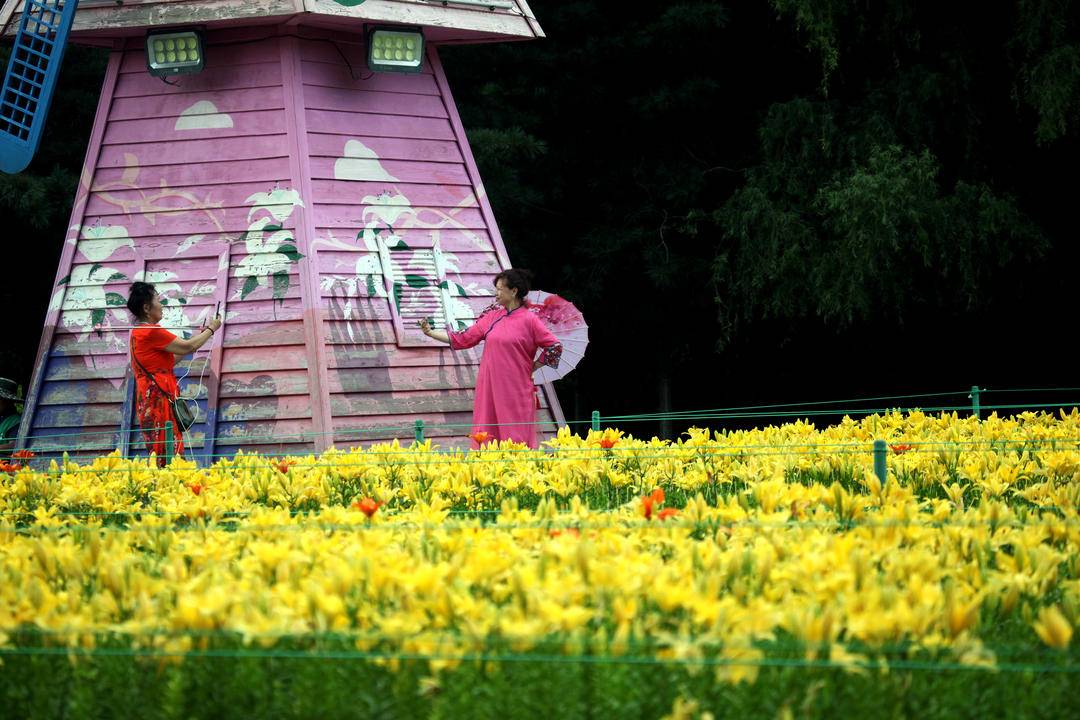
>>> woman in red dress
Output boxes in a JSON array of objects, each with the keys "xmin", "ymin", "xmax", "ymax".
[{"xmin": 126, "ymin": 282, "xmax": 221, "ymax": 465}]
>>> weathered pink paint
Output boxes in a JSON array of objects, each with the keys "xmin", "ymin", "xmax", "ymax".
[{"xmin": 20, "ymin": 13, "xmax": 560, "ymax": 459}]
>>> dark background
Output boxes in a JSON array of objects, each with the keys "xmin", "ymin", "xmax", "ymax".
[{"xmin": 2, "ymin": 1, "xmax": 1077, "ymax": 439}]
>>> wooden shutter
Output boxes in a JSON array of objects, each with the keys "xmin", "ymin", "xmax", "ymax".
[{"xmin": 378, "ymin": 238, "xmax": 457, "ymax": 347}]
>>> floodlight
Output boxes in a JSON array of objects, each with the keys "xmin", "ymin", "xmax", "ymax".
[
  {"xmin": 146, "ymin": 29, "xmax": 205, "ymax": 78},
  {"xmin": 367, "ymin": 26, "xmax": 424, "ymax": 74}
]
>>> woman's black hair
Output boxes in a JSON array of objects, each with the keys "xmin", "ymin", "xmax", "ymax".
[
  {"xmin": 493, "ymin": 268, "xmax": 533, "ymax": 301},
  {"xmin": 126, "ymin": 282, "xmax": 157, "ymax": 321}
]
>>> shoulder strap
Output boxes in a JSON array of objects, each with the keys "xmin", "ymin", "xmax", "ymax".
[{"xmin": 130, "ymin": 329, "xmax": 172, "ymax": 398}]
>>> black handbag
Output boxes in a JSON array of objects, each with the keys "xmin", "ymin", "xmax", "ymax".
[{"xmin": 131, "ymin": 340, "xmax": 197, "ymax": 432}]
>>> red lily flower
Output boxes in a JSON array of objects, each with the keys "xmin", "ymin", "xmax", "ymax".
[
  {"xmin": 641, "ymin": 488, "xmax": 666, "ymax": 520},
  {"xmin": 657, "ymin": 508, "xmax": 679, "ymax": 522},
  {"xmin": 890, "ymin": 444, "xmax": 915, "ymax": 454},
  {"xmin": 470, "ymin": 431, "xmax": 491, "ymax": 445},
  {"xmin": 353, "ymin": 497, "xmax": 380, "ymax": 517},
  {"xmin": 599, "ymin": 437, "xmax": 617, "ymax": 449},
  {"xmin": 275, "ymin": 460, "xmax": 291, "ymax": 474},
  {"xmin": 188, "ymin": 483, "xmax": 203, "ymax": 496},
  {"xmin": 11, "ymin": 449, "xmax": 34, "ymax": 460}
]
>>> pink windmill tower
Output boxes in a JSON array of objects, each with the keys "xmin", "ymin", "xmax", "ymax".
[{"xmin": 11, "ymin": 0, "xmax": 563, "ymax": 460}]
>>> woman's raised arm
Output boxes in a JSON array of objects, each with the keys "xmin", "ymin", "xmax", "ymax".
[{"xmin": 165, "ymin": 317, "xmax": 222, "ymax": 356}]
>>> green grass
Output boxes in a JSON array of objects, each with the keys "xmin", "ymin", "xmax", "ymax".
[{"xmin": 1, "ymin": 635, "xmax": 1075, "ymax": 719}]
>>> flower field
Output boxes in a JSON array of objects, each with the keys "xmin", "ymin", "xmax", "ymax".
[{"xmin": 2, "ymin": 411, "xmax": 1078, "ymax": 718}]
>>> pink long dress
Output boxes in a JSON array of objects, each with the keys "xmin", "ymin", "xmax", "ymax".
[{"xmin": 449, "ymin": 304, "xmax": 562, "ymax": 448}]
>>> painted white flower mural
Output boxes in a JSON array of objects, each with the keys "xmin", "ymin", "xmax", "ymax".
[
  {"xmin": 234, "ymin": 188, "xmax": 305, "ymax": 302},
  {"xmin": 49, "ymin": 226, "xmax": 211, "ymax": 355},
  {"xmin": 49, "ymin": 225, "xmax": 133, "ymax": 352},
  {"xmin": 317, "ymin": 140, "xmax": 492, "ymax": 330},
  {"xmin": 134, "ymin": 269, "xmax": 214, "ymax": 333},
  {"xmin": 75, "ymin": 224, "xmax": 135, "ymax": 263}
]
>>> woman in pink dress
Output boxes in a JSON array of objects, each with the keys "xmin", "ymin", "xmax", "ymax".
[{"xmin": 419, "ymin": 269, "xmax": 562, "ymax": 448}]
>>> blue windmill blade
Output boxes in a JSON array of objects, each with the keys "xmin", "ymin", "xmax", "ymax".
[{"xmin": 0, "ymin": 0, "xmax": 79, "ymax": 174}]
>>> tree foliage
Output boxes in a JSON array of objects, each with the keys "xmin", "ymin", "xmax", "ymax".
[
  {"xmin": 713, "ymin": 101, "xmax": 1045, "ymax": 344},
  {"xmin": 1011, "ymin": 0, "xmax": 1080, "ymax": 143},
  {"xmin": 439, "ymin": 0, "xmax": 1078, "ymax": 415},
  {"xmin": 0, "ymin": 44, "xmax": 108, "ymax": 382}
]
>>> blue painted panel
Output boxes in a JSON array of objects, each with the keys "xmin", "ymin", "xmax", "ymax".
[{"xmin": 0, "ymin": 0, "xmax": 80, "ymax": 173}]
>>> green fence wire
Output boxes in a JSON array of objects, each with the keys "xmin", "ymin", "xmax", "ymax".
[{"xmin": 16, "ymin": 385, "xmax": 1080, "ymax": 454}]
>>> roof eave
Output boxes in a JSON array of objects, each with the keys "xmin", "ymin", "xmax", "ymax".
[{"xmin": 5, "ymin": 0, "xmax": 544, "ymax": 44}]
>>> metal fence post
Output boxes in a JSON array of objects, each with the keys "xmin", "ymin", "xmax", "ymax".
[
  {"xmin": 164, "ymin": 422, "xmax": 175, "ymax": 464},
  {"xmin": 873, "ymin": 439, "xmax": 887, "ymax": 485},
  {"xmin": 969, "ymin": 386, "xmax": 981, "ymax": 419},
  {"xmin": 591, "ymin": 411, "xmax": 600, "ymax": 432},
  {"xmin": 414, "ymin": 419, "xmax": 425, "ymax": 443}
]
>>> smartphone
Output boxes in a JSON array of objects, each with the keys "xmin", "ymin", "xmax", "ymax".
[{"xmin": 214, "ymin": 301, "xmax": 220, "ymax": 317}]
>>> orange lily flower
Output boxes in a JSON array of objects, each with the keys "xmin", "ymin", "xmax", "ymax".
[
  {"xmin": 657, "ymin": 508, "xmax": 679, "ymax": 522},
  {"xmin": 11, "ymin": 449, "xmax": 35, "ymax": 460},
  {"xmin": 641, "ymin": 488, "xmax": 666, "ymax": 520},
  {"xmin": 470, "ymin": 431, "xmax": 491, "ymax": 445},
  {"xmin": 353, "ymin": 497, "xmax": 380, "ymax": 517}
]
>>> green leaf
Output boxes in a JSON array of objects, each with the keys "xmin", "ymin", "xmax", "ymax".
[
  {"xmin": 160, "ymin": 298, "xmax": 168, "ymax": 305},
  {"xmin": 366, "ymin": 275, "xmax": 377, "ymax": 297},
  {"xmin": 273, "ymin": 271, "xmax": 290, "ymax": 300},
  {"xmin": 404, "ymin": 274, "xmax": 429, "ymax": 289},
  {"xmin": 278, "ymin": 244, "xmax": 305, "ymax": 263},
  {"xmin": 57, "ymin": 274, "xmax": 70, "ymax": 286},
  {"xmin": 89, "ymin": 263, "xmax": 102, "ymax": 276},
  {"xmin": 105, "ymin": 292, "xmax": 126, "ymax": 306},
  {"xmin": 437, "ymin": 279, "xmax": 468, "ymax": 296},
  {"xmin": 393, "ymin": 282, "xmax": 403, "ymax": 312},
  {"xmin": 388, "ymin": 238, "xmax": 410, "ymax": 251},
  {"xmin": 91, "ymin": 308, "xmax": 106, "ymax": 328},
  {"xmin": 177, "ymin": 297, "xmax": 187, "ymax": 305},
  {"xmin": 108, "ymin": 272, "xmax": 127, "ymax": 282},
  {"xmin": 264, "ymin": 224, "xmax": 283, "ymax": 232},
  {"xmin": 240, "ymin": 276, "xmax": 260, "ymax": 300}
]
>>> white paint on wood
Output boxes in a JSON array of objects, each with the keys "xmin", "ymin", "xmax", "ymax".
[
  {"xmin": 175, "ymin": 101, "xmax": 235, "ymax": 130},
  {"xmin": 334, "ymin": 140, "xmax": 400, "ymax": 182}
]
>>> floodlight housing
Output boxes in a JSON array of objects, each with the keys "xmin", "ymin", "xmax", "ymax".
[
  {"xmin": 146, "ymin": 29, "xmax": 205, "ymax": 78},
  {"xmin": 367, "ymin": 26, "xmax": 424, "ymax": 74}
]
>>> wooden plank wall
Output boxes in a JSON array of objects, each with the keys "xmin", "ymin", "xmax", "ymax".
[
  {"xmin": 22, "ymin": 25, "xmax": 562, "ymax": 461},
  {"xmin": 300, "ymin": 35, "xmax": 560, "ymax": 448}
]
